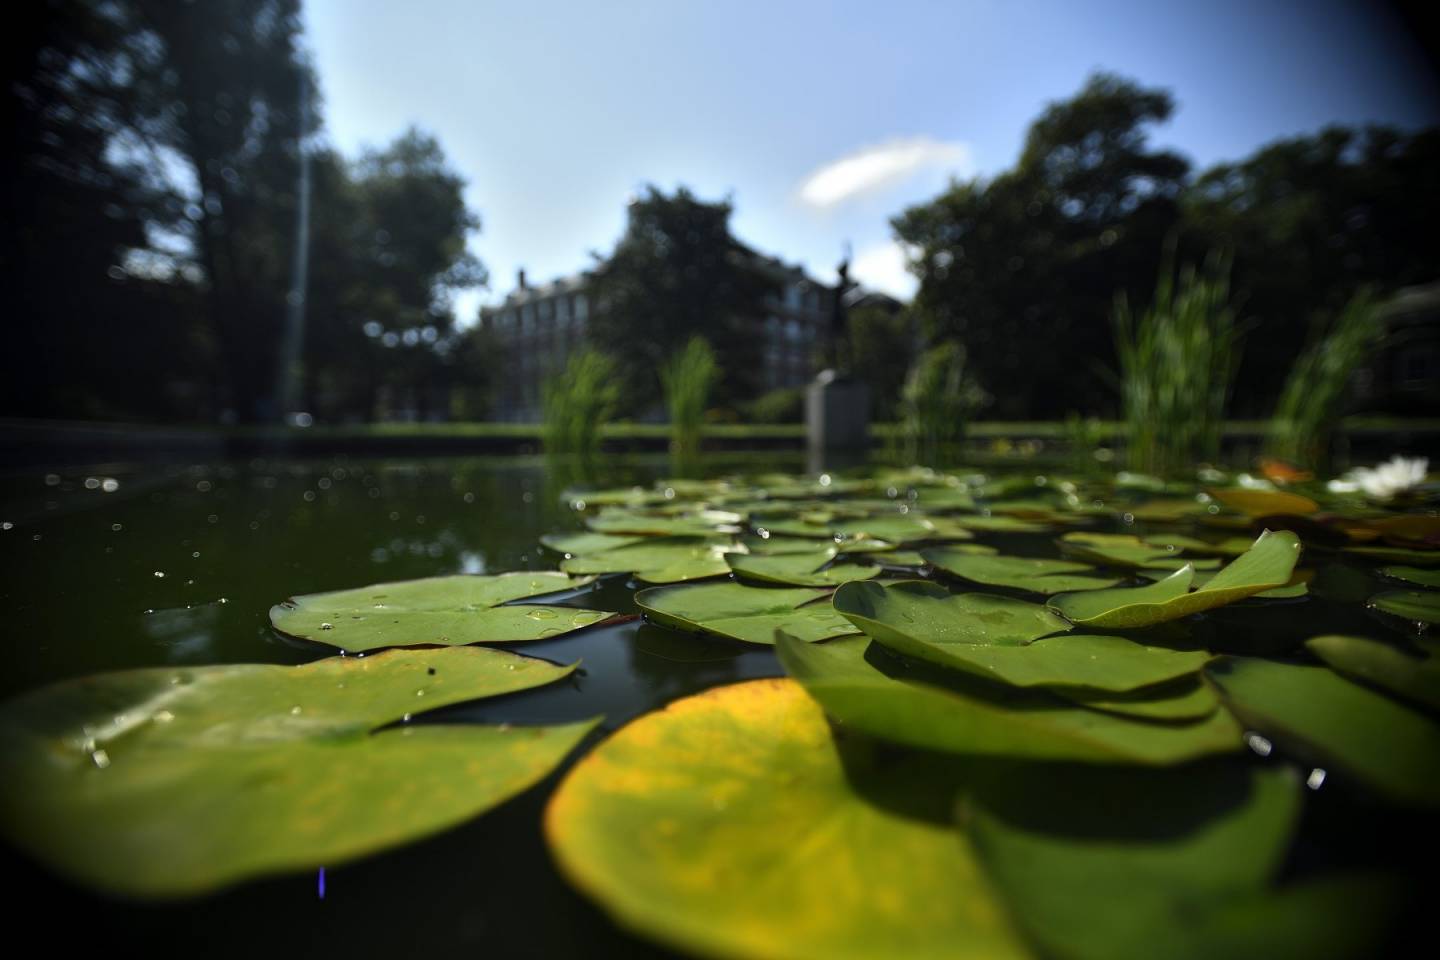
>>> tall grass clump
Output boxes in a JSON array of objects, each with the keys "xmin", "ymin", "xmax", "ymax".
[
  {"xmin": 661, "ymin": 336, "xmax": 721, "ymax": 457},
  {"xmin": 1113, "ymin": 250, "xmax": 1243, "ymax": 477},
  {"xmin": 1265, "ymin": 288, "xmax": 1383, "ymax": 470},
  {"xmin": 901, "ymin": 340, "xmax": 987, "ymax": 466},
  {"xmin": 542, "ymin": 349, "xmax": 620, "ymax": 457}
]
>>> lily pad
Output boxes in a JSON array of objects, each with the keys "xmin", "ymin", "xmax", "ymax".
[
  {"xmin": 587, "ymin": 509, "xmax": 740, "ymax": 537},
  {"xmin": 1048, "ymin": 531, "xmax": 1302, "ymax": 629},
  {"xmin": 833, "ymin": 580, "xmax": 1072, "ymax": 650},
  {"xmin": 924, "ymin": 549, "xmax": 1124, "ymax": 595},
  {"xmin": 540, "ymin": 532, "xmax": 648, "ymax": 556},
  {"xmin": 1054, "ymin": 677, "xmax": 1221, "ymax": 721},
  {"xmin": 777, "ymin": 634, "xmax": 1242, "ymax": 765},
  {"xmin": 270, "ymin": 572, "xmax": 613, "ymax": 652},
  {"xmin": 1305, "ymin": 634, "xmax": 1440, "ymax": 710},
  {"xmin": 727, "ymin": 548, "xmax": 880, "ymax": 587},
  {"xmin": 1367, "ymin": 590, "xmax": 1440, "ymax": 625},
  {"xmin": 0, "ymin": 647, "xmax": 597, "ymax": 897},
  {"xmin": 636, "ymin": 582, "xmax": 859, "ymax": 646},
  {"xmin": 1136, "ymin": 567, "xmax": 1311, "ymax": 600},
  {"xmin": 965, "ymin": 761, "xmax": 1329, "ymax": 960},
  {"xmin": 1209, "ymin": 488, "xmax": 1319, "ymax": 516},
  {"xmin": 561, "ymin": 536, "xmax": 736, "ymax": 583},
  {"xmin": 1341, "ymin": 545, "xmax": 1440, "ymax": 566},
  {"xmin": 1058, "ymin": 532, "xmax": 1178, "ymax": 568},
  {"xmin": 1380, "ymin": 565, "xmax": 1440, "ymax": 588},
  {"xmin": 1206, "ymin": 656, "xmax": 1440, "ymax": 807},
  {"xmin": 545, "ymin": 678, "xmax": 1030, "ymax": 960},
  {"xmin": 957, "ymin": 515, "xmax": 1053, "ymax": 534}
]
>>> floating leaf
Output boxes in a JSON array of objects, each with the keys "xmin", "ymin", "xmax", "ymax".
[
  {"xmin": 561, "ymin": 536, "xmax": 736, "ymax": 583},
  {"xmin": 1209, "ymin": 488, "xmax": 1319, "ymax": 516},
  {"xmin": 1380, "ymin": 565, "xmax": 1440, "ymax": 588},
  {"xmin": 1058, "ymin": 532, "xmax": 1178, "ymax": 568},
  {"xmin": 1136, "ymin": 567, "xmax": 1311, "ymax": 600},
  {"xmin": 777, "ymin": 634, "xmax": 1242, "ymax": 765},
  {"xmin": 636, "ymin": 582, "xmax": 859, "ymax": 646},
  {"xmin": 270, "ymin": 572, "xmax": 612, "ymax": 652},
  {"xmin": 1367, "ymin": 590, "xmax": 1440, "ymax": 625},
  {"xmin": 924, "ymin": 548, "xmax": 1124, "ymax": 595},
  {"xmin": 1049, "ymin": 531, "xmax": 1302, "ymax": 629},
  {"xmin": 539, "ymin": 531, "xmax": 648, "ymax": 556},
  {"xmin": 727, "ymin": 548, "xmax": 879, "ymax": 587},
  {"xmin": 833, "ymin": 580, "xmax": 1071, "ymax": 650},
  {"xmin": 865, "ymin": 549, "xmax": 931, "ymax": 567},
  {"xmin": 587, "ymin": 509, "xmax": 740, "ymax": 537},
  {"xmin": 545, "ymin": 678, "xmax": 1030, "ymax": 960},
  {"xmin": 1142, "ymin": 534, "xmax": 1254, "ymax": 557},
  {"xmin": 1341, "ymin": 545, "xmax": 1440, "ymax": 566},
  {"xmin": 962, "ymin": 761, "xmax": 1361, "ymax": 960},
  {"xmin": 1206, "ymin": 656, "xmax": 1440, "ymax": 807},
  {"xmin": 1054, "ymin": 677, "xmax": 1221, "ymax": 721},
  {"xmin": 0, "ymin": 647, "xmax": 596, "ymax": 897},
  {"xmin": 958, "ymin": 515, "xmax": 1053, "ymax": 534},
  {"xmin": 1306, "ymin": 635, "xmax": 1440, "ymax": 710}
]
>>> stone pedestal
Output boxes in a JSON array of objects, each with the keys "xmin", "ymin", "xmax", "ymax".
[{"xmin": 806, "ymin": 371, "xmax": 870, "ymax": 471}]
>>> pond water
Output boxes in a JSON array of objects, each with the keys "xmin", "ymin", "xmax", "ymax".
[{"xmin": 0, "ymin": 454, "xmax": 1425, "ymax": 956}]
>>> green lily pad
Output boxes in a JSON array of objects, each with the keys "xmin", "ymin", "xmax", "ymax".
[
  {"xmin": 727, "ymin": 548, "xmax": 880, "ymax": 587},
  {"xmin": 1209, "ymin": 487, "xmax": 1319, "ymax": 516},
  {"xmin": 924, "ymin": 549, "xmax": 1124, "ymax": 595},
  {"xmin": 777, "ymin": 634, "xmax": 1242, "ymax": 765},
  {"xmin": 561, "ymin": 536, "xmax": 736, "ymax": 584},
  {"xmin": 269, "ymin": 572, "xmax": 613, "ymax": 652},
  {"xmin": 0, "ymin": 647, "xmax": 597, "ymax": 898},
  {"xmin": 636, "ymin": 582, "xmax": 859, "ymax": 646},
  {"xmin": 1305, "ymin": 634, "xmax": 1440, "ymax": 710},
  {"xmin": 587, "ymin": 509, "xmax": 740, "ymax": 537},
  {"xmin": 545, "ymin": 678, "xmax": 1030, "ymax": 960},
  {"xmin": 833, "ymin": 580, "xmax": 1072, "ymax": 651},
  {"xmin": 957, "ymin": 515, "xmax": 1053, "ymax": 533},
  {"xmin": 891, "ymin": 633, "xmax": 1211, "ymax": 694},
  {"xmin": 1341, "ymin": 545, "xmax": 1440, "ymax": 566},
  {"xmin": 1368, "ymin": 590, "xmax": 1440, "ymax": 625},
  {"xmin": 540, "ymin": 532, "xmax": 648, "ymax": 555},
  {"xmin": 865, "ymin": 549, "xmax": 930, "ymax": 567},
  {"xmin": 1206, "ymin": 656, "xmax": 1440, "ymax": 807},
  {"xmin": 1054, "ymin": 676, "xmax": 1221, "ymax": 721},
  {"xmin": 1136, "ymin": 567, "xmax": 1310, "ymax": 600},
  {"xmin": 1058, "ymin": 532, "xmax": 1179, "ymax": 568},
  {"xmin": 965, "ymin": 761, "xmax": 1320, "ymax": 960},
  {"xmin": 1380, "ymin": 565, "xmax": 1440, "ymax": 588},
  {"xmin": 1048, "ymin": 531, "xmax": 1303, "ymax": 629},
  {"xmin": 1142, "ymin": 534, "xmax": 1254, "ymax": 557}
]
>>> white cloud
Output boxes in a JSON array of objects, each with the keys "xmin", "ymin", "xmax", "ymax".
[
  {"xmin": 850, "ymin": 242, "xmax": 918, "ymax": 300},
  {"xmin": 798, "ymin": 137, "xmax": 972, "ymax": 210}
]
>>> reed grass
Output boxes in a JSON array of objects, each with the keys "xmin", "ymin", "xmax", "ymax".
[
  {"xmin": 661, "ymin": 336, "xmax": 721, "ymax": 457},
  {"xmin": 1266, "ymin": 288, "xmax": 1382, "ymax": 469},
  {"xmin": 1113, "ymin": 249, "xmax": 1243, "ymax": 477},
  {"xmin": 542, "ymin": 349, "xmax": 620, "ymax": 456},
  {"xmin": 901, "ymin": 340, "xmax": 987, "ymax": 466}
]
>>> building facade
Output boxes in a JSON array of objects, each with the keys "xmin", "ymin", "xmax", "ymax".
[{"xmin": 478, "ymin": 254, "xmax": 837, "ymax": 421}]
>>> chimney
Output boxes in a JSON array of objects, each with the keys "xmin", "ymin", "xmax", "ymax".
[{"xmin": 517, "ymin": 268, "xmax": 527, "ymax": 291}]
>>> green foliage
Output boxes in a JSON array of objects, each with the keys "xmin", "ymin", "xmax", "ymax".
[
  {"xmin": 587, "ymin": 186, "xmax": 779, "ymax": 410},
  {"xmin": 1113, "ymin": 248, "xmax": 1243, "ymax": 475},
  {"xmin": 542, "ymin": 349, "xmax": 621, "ymax": 457},
  {"xmin": 744, "ymin": 386, "xmax": 805, "ymax": 423},
  {"xmin": 660, "ymin": 336, "xmax": 721, "ymax": 455},
  {"xmin": 1265, "ymin": 289, "xmax": 1383, "ymax": 468},
  {"xmin": 901, "ymin": 340, "xmax": 987, "ymax": 465}
]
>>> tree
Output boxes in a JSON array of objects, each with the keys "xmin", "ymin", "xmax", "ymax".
[
  {"xmin": 893, "ymin": 73, "xmax": 1189, "ymax": 418},
  {"xmin": 1184, "ymin": 126, "xmax": 1440, "ymax": 414},
  {"xmin": 587, "ymin": 186, "xmax": 779, "ymax": 411}
]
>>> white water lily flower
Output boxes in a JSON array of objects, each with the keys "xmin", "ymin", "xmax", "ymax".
[{"xmin": 1328, "ymin": 456, "xmax": 1429, "ymax": 500}]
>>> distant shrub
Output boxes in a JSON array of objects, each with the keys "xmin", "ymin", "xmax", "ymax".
[{"xmin": 745, "ymin": 387, "xmax": 805, "ymax": 424}]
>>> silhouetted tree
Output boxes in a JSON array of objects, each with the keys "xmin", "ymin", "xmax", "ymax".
[
  {"xmin": 587, "ymin": 186, "xmax": 779, "ymax": 412},
  {"xmin": 894, "ymin": 73, "xmax": 1189, "ymax": 418}
]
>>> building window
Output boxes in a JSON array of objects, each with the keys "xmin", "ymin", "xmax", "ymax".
[{"xmin": 575, "ymin": 294, "xmax": 589, "ymax": 321}]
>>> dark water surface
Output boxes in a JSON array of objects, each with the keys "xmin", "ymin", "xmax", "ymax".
[{"xmin": 0, "ymin": 454, "xmax": 1425, "ymax": 956}]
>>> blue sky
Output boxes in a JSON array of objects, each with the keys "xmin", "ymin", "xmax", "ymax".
[{"xmin": 303, "ymin": 0, "xmax": 1437, "ymax": 319}]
